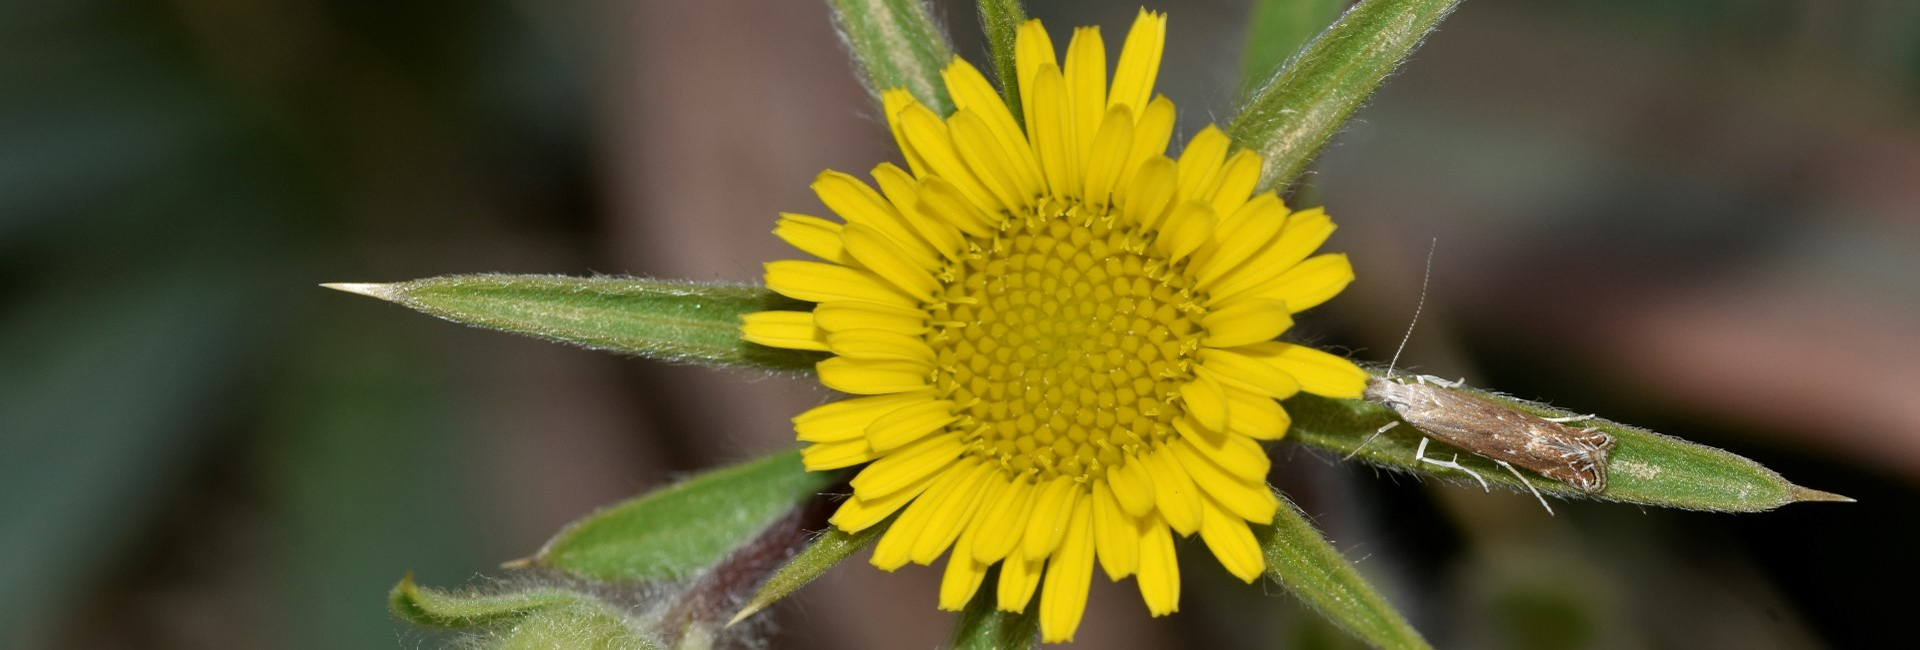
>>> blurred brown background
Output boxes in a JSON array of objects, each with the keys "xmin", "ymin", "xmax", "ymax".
[{"xmin": 3, "ymin": 0, "xmax": 1916, "ymax": 648}]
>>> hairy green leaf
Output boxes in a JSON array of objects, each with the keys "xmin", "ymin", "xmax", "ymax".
[
  {"xmin": 828, "ymin": 0, "xmax": 955, "ymax": 115},
  {"xmin": 949, "ymin": 568, "xmax": 1038, "ymax": 650},
  {"xmin": 1239, "ymin": 0, "xmax": 1347, "ymax": 99},
  {"xmin": 1284, "ymin": 374, "xmax": 1852, "ymax": 512},
  {"xmin": 390, "ymin": 574, "xmax": 659, "ymax": 650},
  {"xmin": 728, "ymin": 517, "xmax": 891, "ymax": 626},
  {"xmin": 1258, "ymin": 494, "xmax": 1430, "ymax": 650},
  {"xmin": 977, "ymin": 0, "xmax": 1026, "ymax": 124},
  {"xmin": 1228, "ymin": 0, "xmax": 1462, "ymax": 191},
  {"xmin": 323, "ymin": 275, "xmax": 825, "ymax": 372},
  {"xmin": 533, "ymin": 451, "xmax": 833, "ymax": 581}
]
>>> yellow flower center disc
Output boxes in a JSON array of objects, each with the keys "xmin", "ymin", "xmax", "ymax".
[{"xmin": 930, "ymin": 206, "xmax": 1202, "ymax": 483}]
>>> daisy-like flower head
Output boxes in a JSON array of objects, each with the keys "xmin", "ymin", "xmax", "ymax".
[{"xmin": 744, "ymin": 9, "xmax": 1367, "ymax": 643}]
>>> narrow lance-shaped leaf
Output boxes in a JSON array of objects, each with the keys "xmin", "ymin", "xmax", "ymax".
[
  {"xmin": 1258, "ymin": 493, "xmax": 1431, "ymax": 650},
  {"xmin": 977, "ymin": 0, "xmax": 1027, "ymax": 124},
  {"xmin": 390, "ymin": 574, "xmax": 661, "ymax": 650},
  {"xmin": 323, "ymin": 275, "xmax": 825, "ymax": 372},
  {"xmin": 530, "ymin": 451, "xmax": 833, "ymax": 581},
  {"xmin": 1228, "ymin": 0, "xmax": 1462, "ymax": 191},
  {"xmin": 1238, "ymin": 0, "xmax": 1348, "ymax": 100},
  {"xmin": 729, "ymin": 517, "xmax": 892, "ymax": 626},
  {"xmin": 949, "ymin": 567, "xmax": 1040, "ymax": 650},
  {"xmin": 828, "ymin": 0, "xmax": 956, "ymax": 115},
  {"xmin": 1283, "ymin": 372, "xmax": 1853, "ymax": 512}
]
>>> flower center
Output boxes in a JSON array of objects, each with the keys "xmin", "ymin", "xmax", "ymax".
[{"xmin": 926, "ymin": 204, "xmax": 1205, "ymax": 483}]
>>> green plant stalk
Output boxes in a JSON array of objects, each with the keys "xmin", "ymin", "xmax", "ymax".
[
  {"xmin": 1228, "ymin": 0, "xmax": 1461, "ymax": 191},
  {"xmin": 1259, "ymin": 494, "xmax": 1430, "ymax": 650},
  {"xmin": 729, "ymin": 517, "xmax": 892, "ymax": 626},
  {"xmin": 1238, "ymin": 0, "xmax": 1348, "ymax": 100},
  {"xmin": 977, "ymin": 0, "xmax": 1027, "ymax": 125},
  {"xmin": 827, "ymin": 0, "xmax": 956, "ymax": 115}
]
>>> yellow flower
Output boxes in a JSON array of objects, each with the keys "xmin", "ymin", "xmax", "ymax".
[{"xmin": 744, "ymin": 9, "xmax": 1367, "ymax": 643}]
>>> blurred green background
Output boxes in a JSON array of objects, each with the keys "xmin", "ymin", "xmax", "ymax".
[{"xmin": 4, "ymin": 0, "xmax": 1915, "ymax": 648}]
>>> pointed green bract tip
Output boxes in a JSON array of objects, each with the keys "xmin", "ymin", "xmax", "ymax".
[
  {"xmin": 1791, "ymin": 486, "xmax": 1856, "ymax": 503},
  {"xmin": 321, "ymin": 282, "xmax": 400, "ymax": 301},
  {"xmin": 724, "ymin": 604, "xmax": 760, "ymax": 628}
]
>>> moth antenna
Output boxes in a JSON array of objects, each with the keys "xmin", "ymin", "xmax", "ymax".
[{"xmin": 1386, "ymin": 238, "xmax": 1438, "ymax": 377}]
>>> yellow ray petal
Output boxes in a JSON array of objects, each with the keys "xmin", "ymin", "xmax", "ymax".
[
  {"xmin": 1223, "ymin": 388, "xmax": 1291, "ymax": 440},
  {"xmin": 1173, "ymin": 413, "xmax": 1271, "ymax": 482},
  {"xmin": 828, "ymin": 327, "xmax": 936, "ymax": 363},
  {"xmin": 972, "ymin": 475, "xmax": 1037, "ymax": 563},
  {"xmin": 773, "ymin": 213, "xmax": 854, "ymax": 266},
  {"xmin": 897, "ymin": 103, "xmax": 1004, "ymax": 214},
  {"xmin": 802, "ymin": 438, "xmax": 875, "ymax": 471},
  {"xmin": 1191, "ymin": 194, "xmax": 1287, "ymax": 286},
  {"xmin": 1197, "ymin": 347, "xmax": 1301, "ymax": 399},
  {"xmin": 1142, "ymin": 447, "xmax": 1201, "ymax": 535},
  {"xmin": 1245, "ymin": 253, "xmax": 1354, "ymax": 313},
  {"xmin": 842, "ymin": 223, "xmax": 940, "ymax": 301},
  {"xmin": 916, "ymin": 175, "xmax": 1000, "ymax": 238},
  {"xmin": 1080, "ymin": 106, "xmax": 1135, "ymax": 210},
  {"xmin": 1107, "ymin": 460, "xmax": 1157, "ymax": 517},
  {"xmin": 1170, "ymin": 439, "xmax": 1278, "ymax": 523},
  {"xmin": 1198, "ymin": 494, "xmax": 1265, "ymax": 582},
  {"xmin": 850, "ymin": 432, "xmax": 966, "ymax": 499},
  {"xmin": 871, "ymin": 163, "xmax": 965, "ymax": 262},
  {"xmin": 813, "ymin": 301, "xmax": 927, "ymax": 334},
  {"xmin": 829, "ymin": 467, "xmax": 940, "ymax": 532},
  {"xmin": 740, "ymin": 310, "xmax": 829, "ymax": 352},
  {"xmin": 871, "ymin": 460, "xmax": 978, "ymax": 570},
  {"xmin": 1021, "ymin": 475, "xmax": 1079, "ymax": 560},
  {"xmin": 997, "ymin": 554, "xmax": 1044, "ymax": 612},
  {"xmin": 881, "ymin": 89, "xmax": 930, "ymax": 177},
  {"xmin": 1136, "ymin": 513, "xmax": 1180, "ymax": 616},
  {"xmin": 1209, "ymin": 207, "xmax": 1334, "ymax": 301},
  {"xmin": 938, "ymin": 514, "xmax": 991, "ymax": 610},
  {"xmin": 794, "ymin": 391, "xmax": 939, "ymax": 443},
  {"xmin": 1207, "ymin": 150, "xmax": 1264, "ymax": 219},
  {"xmin": 812, "ymin": 170, "xmax": 935, "ymax": 261},
  {"xmin": 1175, "ymin": 126, "xmax": 1230, "ymax": 202},
  {"xmin": 948, "ymin": 109, "xmax": 1031, "ymax": 210},
  {"xmin": 1014, "ymin": 19, "xmax": 1056, "ymax": 132},
  {"xmin": 1238, "ymin": 341, "xmax": 1368, "ymax": 399},
  {"xmin": 1201, "ymin": 298, "xmax": 1293, "ymax": 348},
  {"xmin": 1108, "ymin": 9, "xmax": 1166, "ymax": 114},
  {"xmin": 913, "ymin": 464, "xmax": 1002, "ymax": 564},
  {"xmin": 942, "ymin": 59, "xmax": 1043, "ymax": 197},
  {"xmin": 1038, "ymin": 496, "xmax": 1096, "ymax": 643},
  {"xmin": 1155, "ymin": 200, "xmax": 1215, "ymax": 261},
  {"xmin": 763, "ymin": 260, "xmax": 915, "ymax": 308},
  {"xmin": 1179, "ymin": 370, "xmax": 1230, "ymax": 433},
  {"xmin": 864, "ymin": 398, "xmax": 957, "ymax": 452},
  {"xmin": 1119, "ymin": 97, "xmax": 1176, "ymax": 190},
  {"xmin": 1091, "ymin": 480, "xmax": 1139, "ymax": 580},
  {"xmin": 1118, "ymin": 155, "xmax": 1177, "ymax": 230},
  {"xmin": 816, "ymin": 356, "xmax": 931, "ymax": 395},
  {"xmin": 1027, "ymin": 63, "xmax": 1075, "ymax": 199},
  {"xmin": 1063, "ymin": 26, "xmax": 1107, "ymax": 171}
]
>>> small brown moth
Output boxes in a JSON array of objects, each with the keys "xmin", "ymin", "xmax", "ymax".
[
  {"xmin": 1362, "ymin": 374, "xmax": 1615, "ymax": 513},
  {"xmin": 1355, "ymin": 240, "xmax": 1615, "ymax": 514}
]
